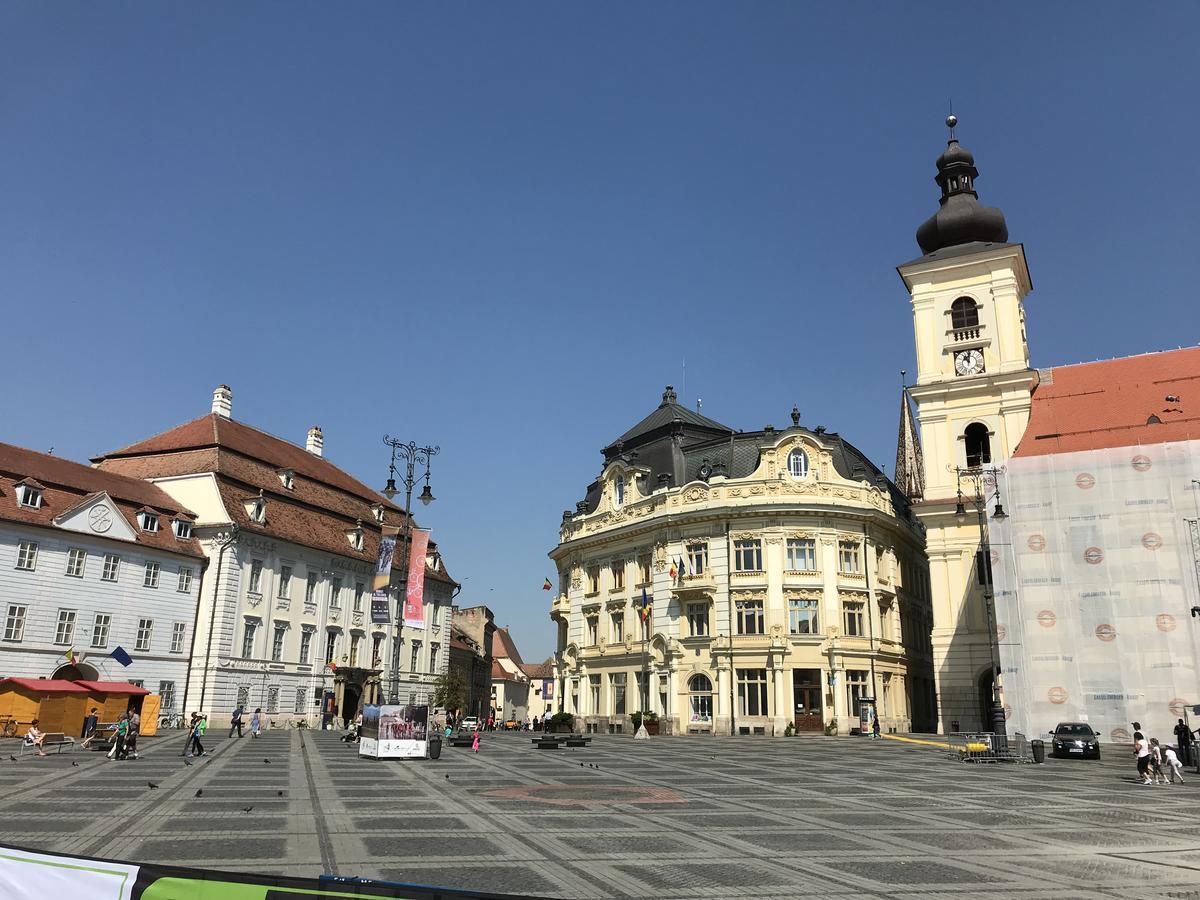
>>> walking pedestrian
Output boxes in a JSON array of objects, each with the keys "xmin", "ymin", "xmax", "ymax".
[
  {"xmin": 1164, "ymin": 745, "xmax": 1186, "ymax": 783},
  {"xmin": 126, "ymin": 709, "xmax": 141, "ymax": 760},
  {"xmin": 230, "ymin": 705, "xmax": 244, "ymax": 738},
  {"xmin": 108, "ymin": 713, "xmax": 128, "ymax": 761},
  {"xmin": 188, "ymin": 713, "xmax": 206, "ymax": 757},
  {"xmin": 1173, "ymin": 719, "xmax": 1193, "ymax": 767},
  {"xmin": 471, "ymin": 728, "xmax": 481, "ymax": 753},
  {"xmin": 872, "ymin": 714, "xmax": 882, "ymax": 740},
  {"xmin": 250, "ymin": 708, "xmax": 262, "ymax": 738},
  {"xmin": 1150, "ymin": 739, "xmax": 1168, "ymax": 784},
  {"xmin": 1133, "ymin": 724, "xmax": 1151, "ymax": 784},
  {"xmin": 182, "ymin": 712, "xmax": 198, "ymax": 756}
]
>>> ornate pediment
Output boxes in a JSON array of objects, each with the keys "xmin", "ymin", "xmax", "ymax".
[{"xmin": 53, "ymin": 492, "xmax": 138, "ymax": 543}]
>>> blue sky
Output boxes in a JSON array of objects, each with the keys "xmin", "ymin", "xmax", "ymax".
[{"xmin": 2, "ymin": 3, "xmax": 1197, "ymax": 661}]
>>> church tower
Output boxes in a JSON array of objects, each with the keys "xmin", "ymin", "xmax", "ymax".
[{"xmin": 898, "ymin": 116, "xmax": 1035, "ymax": 733}]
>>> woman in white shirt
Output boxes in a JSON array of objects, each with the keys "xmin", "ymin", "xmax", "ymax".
[
  {"xmin": 25, "ymin": 719, "xmax": 47, "ymax": 757},
  {"xmin": 1133, "ymin": 728, "xmax": 1151, "ymax": 784}
]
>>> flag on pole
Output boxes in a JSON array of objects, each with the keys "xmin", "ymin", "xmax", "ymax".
[
  {"xmin": 676, "ymin": 557, "xmax": 686, "ymax": 583},
  {"xmin": 668, "ymin": 560, "xmax": 677, "ymax": 580},
  {"xmin": 639, "ymin": 587, "xmax": 651, "ymax": 622},
  {"xmin": 542, "ymin": 578, "xmax": 553, "ymax": 591},
  {"xmin": 110, "ymin": 646, "xmax": 133, "ymax": 668},
  {"xmin": 65, "ymin": 647, "xmax": 75, "ymax": 664},
  {"xmin": 326, "ymin": 661, "xmax": 337, "ymax": 672}
]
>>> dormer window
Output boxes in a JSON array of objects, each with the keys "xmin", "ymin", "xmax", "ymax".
[
  {"xmin": 137, "ymin": 511, "xmax": 160, "ymax": 533},
  {"xmin": 243, "ymin": 491, "xmax": 267, "ymax": 525},
  {"xmin": 371, "ymin": 503, "xmax": 385, "ymax": 523},
  {"xmin": 15, "ymin": 482, "xmax": 43, "ymax": 509},
  {"xmin": 172, "ymin": 519, "xmax": 193, "ymax": 539},
  {"xmin": 614, "ymin": 476, "xmax": 625, "ymax": 507},
  {"xmin": 347, "ymin": 521, "xmax": 364, "ymax": 551},
  {"xmin": 277, "ymin": 469, "xmax": 295, "ymax": 490},
  {"xmin": 787, "ymin": 449, "xmax": 809, "ymax": 479}
]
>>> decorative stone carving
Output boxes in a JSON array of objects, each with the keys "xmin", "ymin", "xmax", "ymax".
[
  {"xmin": 570, "ymin": 568, "xmax": 582, "ymax": 589},
  {"xmin": 838, "ymin": 590, "xmax": 870, "ymax": 604},
  {"xmin": 684, "ymin": 485, "xmax": 708, "ymax": 503},
  {"xmin": 248, "ymin": 592, "xmax": 264, "ymax": 609},
  {"xmin": 764, "ymin": 534, "xmax": 783, "ymax": 545},
  {"xmin": 784, "ymin": 588, "xmax": 824, "ymax": 601},
  {"xmin": 654, "ymin": 542, "xmax": 668, "ymax": 572},
  {"xmin": 273, "ymin": 596, "xmax": 288, "ymax": 612}
]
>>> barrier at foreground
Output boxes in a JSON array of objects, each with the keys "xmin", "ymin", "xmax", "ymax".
[{"xmin": 0, "ymin": 844, "xmax": 551, "ymax": 900}]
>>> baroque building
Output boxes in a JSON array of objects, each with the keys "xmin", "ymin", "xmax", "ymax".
[
  {"xmin": 92, "ymin": 385, "xmax": 456, "ymax": 727},
  {"xmin": 549, "ymin": 388, "xmax": 935, "ymax": 735},
  {"xmin": 0, "ymin": 443, "xmax": 205, "ymax": 714}
]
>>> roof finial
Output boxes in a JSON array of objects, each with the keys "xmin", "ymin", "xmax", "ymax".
[
  {"xmin": 790, "ymin": 405, "xmax": 800, "ymax": 427},
  {"xmin": 661, "ymin": 385, "xmax": 678, "ymax": 406},
  {"xmin": 947, "ymin": 100, "xmax": 956, "ymax": 140}
]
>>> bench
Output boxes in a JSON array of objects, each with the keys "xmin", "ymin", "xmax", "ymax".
[
  {"xmin": 536, "ymin": 740, "xmax": 560, "ymax": 750},
  {"xmin": 21, "ymin": 732, "xmax": 75, "ymax": 755},
  {"xmin": 565, "ymin": 738, "xmax": 591, "ymax": 748},
  {"xmin": 449, "ymin": 737, "xmax": 475, "ymax": 747}
]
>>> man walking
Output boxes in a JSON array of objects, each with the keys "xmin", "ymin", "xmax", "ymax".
[
  {"xmin": 125, "ymin": 708, "xmax": 141, "ymax": 760},
  {"xmin": 1173, "ymin": 718, "xmax": 1192, "ymax": 767},
  {"xmin": 230, "ymin": 705, "xmax": 244, "ymax": 739}
]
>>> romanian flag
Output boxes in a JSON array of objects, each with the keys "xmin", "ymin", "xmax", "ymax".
[
  {"xmin": 542, "ymin": 578, "xmax": 553, "ymax": 591},
  {"xmin": 668, "ymin": 560, "xmax": 677, "ymax": 580},
  {"xmin": 326, "ymin": 661, "xmax": 337, "ymax": 672}
]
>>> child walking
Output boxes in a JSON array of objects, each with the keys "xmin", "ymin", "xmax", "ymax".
[
  {"xmin": 250, "ymin": 708, "xmax": 262, "ymax": 738},
  {"xmin": 471, "ymin": 728, "xmax": 481, "ymax": 753},
  {"xmin": 1150, "ymin": 738, "xmax": 1168, "ymax": 784},
  {"xmin": 1164, "ymin": 745, "xmax": 1186, "ymax": 784}
]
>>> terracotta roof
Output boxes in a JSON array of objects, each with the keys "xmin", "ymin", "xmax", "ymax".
[
  {"xmin": 1015, "ymin": 347, "xmax": 1200, "ymax": 457},
  {"xmin": 0, "ymin": 678, "xmax": 90, "ymax": 694},
  {"xmin": 92, "ymin": 421, "xmax": 456, "ymax": 586},
  {"xmin": 73, "ymin": 681, "xmax": 150, "ymax": 695},
  {"xmin": 0, "ymin": 443, "xmax": 205, "ymax": 559},
  {"xmin": 490, "ymin": 627, "xmax": 525, "ymax": 667},
  {"xmin": 521, "ymin": 659, "xmax": 554, "ymax": 679},
  {"xmin": 490, "ymin": 659, "xmax": 520, "ymax": 681}
]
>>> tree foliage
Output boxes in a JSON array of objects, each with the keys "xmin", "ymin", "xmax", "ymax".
[{"xmin": 432, "ymin": 665, "xmax": 468, "ymax": 711}]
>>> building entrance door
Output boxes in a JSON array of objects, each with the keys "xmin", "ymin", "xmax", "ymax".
[{"xmin": 792, "ymin": 669, "xmax": 823, "ymax": 732}]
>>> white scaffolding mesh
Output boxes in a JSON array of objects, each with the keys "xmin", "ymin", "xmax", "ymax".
[{"xmin": 990, "ymin": 440, "xmax": 1200, "ymax": 745}]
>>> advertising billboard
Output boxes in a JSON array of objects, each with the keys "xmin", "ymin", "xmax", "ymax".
[{"xmin": 359, "ymin": 703, "xmax": 428, "ymax": 759}]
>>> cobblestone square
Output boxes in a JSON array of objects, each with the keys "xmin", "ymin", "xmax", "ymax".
[{"xmin": 2, "ymin": 729, "xmax": 1199, "ymax": 898}]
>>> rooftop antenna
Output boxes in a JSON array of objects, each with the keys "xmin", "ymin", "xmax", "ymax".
[
  {"xmin": 681, "ymin": 357, "xmax": 686, "ymax": 404},
  {"xmin": 900, "ymin": 369, "xmax": 907, "ymax": 390},
  {"xmin": 696, "ymin": 398, "xmax": 702, "ymax": 413}
]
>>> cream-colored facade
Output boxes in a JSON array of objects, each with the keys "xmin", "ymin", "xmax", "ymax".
[
  {"xmin": 549, "ymin": 397, "xmax": 934, "ymax": 736},
  {"xmin": 899, "ymin": 129, "xmax": 1036, "ymax": 732}
]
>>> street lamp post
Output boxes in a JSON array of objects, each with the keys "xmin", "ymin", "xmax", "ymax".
[
  {"xmin": 955, "ymin": 465, "xmax": 1009, "ymax": 749},
  {"xmin": 381, "ymin": 436, "xmax": 439, "ymax": 705}
]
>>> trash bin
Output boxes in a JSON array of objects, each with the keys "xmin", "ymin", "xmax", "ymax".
[
  {"xmin": 427, "ymin": 736, "xmax": 442, "ymax": 760},
  {"xmin": 1030, "ymin": 739, "xmax": 1045, "ymax": 764}
]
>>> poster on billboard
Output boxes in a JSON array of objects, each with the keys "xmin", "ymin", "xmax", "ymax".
[
  {"xmin": 374, "ymin": 525, "xmax": 399, "ymax": 591},
  {"xmin": 370, "ymin": 589, "xmax": 391, "ymax": 625},
  {"xmin": 404, "ymin": 528, "xmax": 430, "ymax": 629},
  {"xmin": 359, "ymin": 703, "xmax": 428, "ymax": 759}
]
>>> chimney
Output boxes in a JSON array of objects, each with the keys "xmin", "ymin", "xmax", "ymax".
[
  {"xmin": 212, "ymin": 385, "xmax": 233, "ymax": 418},
  {"xmin": 306, "ymin": 426, "xmax": 324, "ymax": 457}
]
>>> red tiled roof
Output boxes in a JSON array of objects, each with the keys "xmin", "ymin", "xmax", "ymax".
[
  {"xmin": 521, "ymin": 659, "xmax": 554, "ymax": 679},
  {"xmin": 0, "ymin": 443, "xmax": 205, "ymax": 559},
  {"xmin": 1015, "ymin": 347, "xmax": 1200, "ymax": 457},
  {"xmin": 73, "ymin": 681, "xmax": 150, "ymax": 695},
  {"xmin": 92, "ymin": 419, "xmax": 456, "ymax": 586},
  {"xmin": 0, "ymin": 678, "xmax": 90, "ymax": 694},
  {"xmin": 490, "ymin": 627, "xmax": 525, "ymax": 667}
]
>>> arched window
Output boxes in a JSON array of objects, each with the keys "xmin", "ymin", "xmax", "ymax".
[
  {"xmin": 964, "ymin": 423, "xmax": 991, "ymax": 468},
  {"xmin": 688, "ymin": 674, "xmax": 713, "ymax": 724},
  {"xmin": 951, "ymin": 297, "xmax": 979, "ymax": 331},
  {"xmin": 614, "ymin": 476, "xmax": 624, "ymax": 507},
  {"xmin": 787, "ymin": 449, "xmax": 809, "ymax": 479}
]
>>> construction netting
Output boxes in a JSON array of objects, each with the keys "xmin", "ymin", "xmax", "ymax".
[{"xmin": 989, "ymin": 439, "xmax": 1200, "ymax": 745}]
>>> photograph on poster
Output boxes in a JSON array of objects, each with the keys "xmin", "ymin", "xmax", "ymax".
[
  {"xmin": 358, "ymin": 704, "xmax": 381, "ymax": 757},
  {"xmin": 359, "ymin": 704, "xmax": 428, "ymax": 759}
]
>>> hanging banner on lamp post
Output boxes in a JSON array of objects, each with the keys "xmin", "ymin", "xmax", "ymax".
[
  {"xmin": 370, "ymin": 525, "xmax": 399, "ymax": 624},
  {"xmin": 403, "ymin": 528, "xmax": 430, "ymax": 629}
]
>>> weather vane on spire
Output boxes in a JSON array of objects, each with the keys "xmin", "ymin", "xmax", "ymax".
[{"xmin": 946, "ymin": 101, "xmax": 957, "ymax": 140}]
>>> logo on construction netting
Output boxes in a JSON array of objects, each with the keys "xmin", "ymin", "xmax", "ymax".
[
  {"xmin": 1169, "ymin": 698, "xmax": 1189, "ymax": 718},
  {"xmin": 1111, "ymin": 727, "xmax": 1130, "ymax": 743},
  {"xmin": 1083, "ymin": 546, "xmax": 1104, "ymax": 565},
  {"xmin": 1075, "ymin": 472, "xmax": 1096, "ymax": 490},
  {"xmin": 1047, "ymin": 686, "xmax": 1068, "ymax": 704},
  {"xmin": 996, "ymin": 624, "xmax": 1007, "ymax": 641},
  {"xmin": 1131, "ymin": 454, "xmax": 1152, "ymax": 472},
  {"xmin": 1037, "ymin": 610, "xmax": 1057, "ymax": 628},
  {"xmin": 1095, "ymin": 623, "xmax": 1116, "ymax": 642},
  {"xmin": 1142, "ymin": 532, "xmax": 1163, "ymax": 550},
  {"xmin": 1156, "ymin": 613, "xmax": 1176, "ymax": 633},
  {"xmin": 1027, "ymin": 533, "xmax": 1046, "ymax": 552}
]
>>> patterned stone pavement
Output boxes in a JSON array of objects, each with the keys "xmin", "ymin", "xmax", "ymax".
[{"xmin": 1, "ymin": 728, "xmax": 1199, "ymax": 899}]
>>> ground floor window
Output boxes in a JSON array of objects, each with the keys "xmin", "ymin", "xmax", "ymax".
[
  {"xmin": 236, "ymin": 685, "xmax": 250, "ymax": 708},
  {"xmin": 689, "ymin": 673, "xmax": 713, "ymax": 723},
  {"xmin": 295, "ymin": 687, "xmax": 307, "ymax": 714},
  {"xmin": 159, "ymin": 680, "xmax": 175, "ymax": 710},
  {"xmin": 846, "ymin": 669, "xmax": 869, "ymax": 717},
  {"xmin": 588, "ymin": 674, "xmax": 600, "ymax": 713},
  {"xmin": 267, "ymin": 685, "xmax": 280, "ymax": 714},
  {"xmin": 610, "ymin": 672, "xmax": 627, "ymax": 715},
  {"xmin": 737, "ymin": 668, "xmax": 768, "ymax": 717}
]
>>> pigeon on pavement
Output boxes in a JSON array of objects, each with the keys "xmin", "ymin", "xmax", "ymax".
[
  {"xmin": 147, "ymin": 782, "xmax": 158, "ymax": 790},
  {"xmin": 242, "ymin": 806, "xmax": 254, "ymax": 813},
  {"xmin": 194, "ymin": 789, "xmax": 203, "ymax": 798}
]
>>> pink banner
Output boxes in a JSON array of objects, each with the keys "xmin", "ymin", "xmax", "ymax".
[{"xmin": 404, "ymin": 528, "xmax": 430, "ymax": 629}]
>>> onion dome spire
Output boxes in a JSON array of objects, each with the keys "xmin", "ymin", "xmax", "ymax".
[{"xmin": 915, "ymin": 115, "xmax": 1009, "ymax": 254}]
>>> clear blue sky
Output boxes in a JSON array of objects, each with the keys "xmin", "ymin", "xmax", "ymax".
[{"xmin": 3, "ymin": 4, "xmax": 1197, "ymax": 661}]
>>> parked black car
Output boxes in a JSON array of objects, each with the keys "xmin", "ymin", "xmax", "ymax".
[{"xmin": 1050, "ymin": 722, "xmax": 1101, "ymax": 759}]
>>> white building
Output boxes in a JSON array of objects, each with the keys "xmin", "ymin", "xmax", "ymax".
[
  {"xmin": 92, "ymin": 386, "xmax": 457, "ymax": 727},
  {"xmin": 0, "ymin": 442, "xmax": 206, "ymax": 714}
]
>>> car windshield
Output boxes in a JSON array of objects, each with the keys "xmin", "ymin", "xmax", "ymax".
[{"xmin": 1055, "ymin": 724, "xmax": 1094, "ymax": 736}]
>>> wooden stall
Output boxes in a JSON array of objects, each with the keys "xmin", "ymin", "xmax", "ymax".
[
  {"xmin": 0, "ymin": 678, "xmax": 91, "ymax": 737},
  {"xmin": 74, "ymin": 681, "xmax": 152, "ymax": 733}
]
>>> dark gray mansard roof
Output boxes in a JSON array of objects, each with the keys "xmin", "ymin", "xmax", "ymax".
[{"xmin": 577, "ymin": 387, "xmax": 912, "ymax": 520}]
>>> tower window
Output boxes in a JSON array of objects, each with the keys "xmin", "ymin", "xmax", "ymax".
[
  {"xmin": 951, "ymin": 298, "xmax": 979, "ymax": 330},
  {"xmin": 787, "ymin": 449, "xmax": 809, "ymax": 479},
  {"xmin": 964, "ymin": 423, "xmax": 992, "ymax": 468}
]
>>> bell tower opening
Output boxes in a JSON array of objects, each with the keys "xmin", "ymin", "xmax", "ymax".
[{"xmin": 964, "ymin": 423, "xmax": 991, "ymax": 468}]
